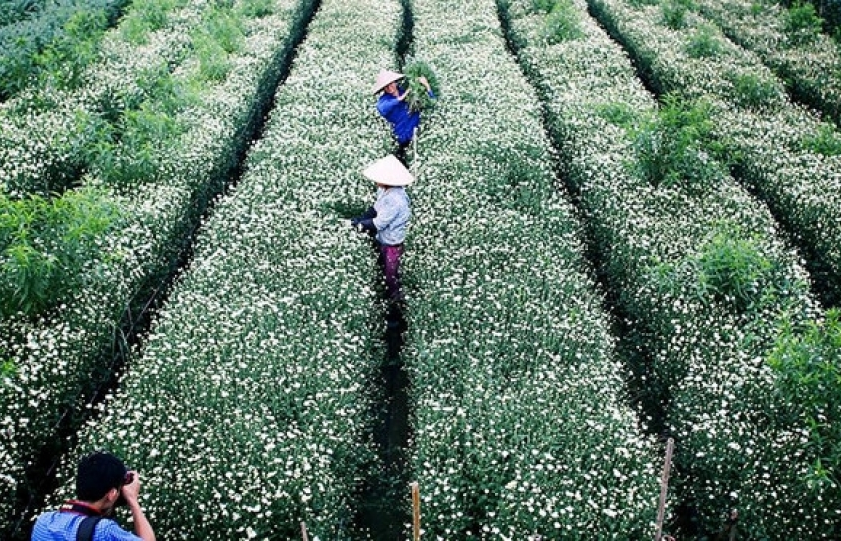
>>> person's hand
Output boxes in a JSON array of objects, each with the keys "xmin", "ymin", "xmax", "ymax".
[
  {"xmin": 398, "ymin": 88, "xmax": 410, "ymax": 101},
  {"xmin": 121, "ymin": 471, "xmax": 141, "ymax": 506},
  {"xmin": 418, "ymin": 76, "xmax": 431, "ymax": 91}
]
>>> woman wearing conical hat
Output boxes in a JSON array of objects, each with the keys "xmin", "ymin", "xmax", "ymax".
[
  {"xmin": 372, "ymin": 69, "xmax": 434, "ymax": 156},
  {"xmin": 350, "ymin": 155, "xmax": 413, "ymax": 302}
]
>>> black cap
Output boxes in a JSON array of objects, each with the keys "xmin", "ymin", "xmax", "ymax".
[{"xmin": 76, "ymin": 451, "xmax": 128, "ymax": 502}]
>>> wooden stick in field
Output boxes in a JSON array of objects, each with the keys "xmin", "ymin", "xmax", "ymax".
[
  {"xmin": 412, "ymin": 127, "xmax": 419, "ymax": 170},
  {"xmin": 654, "ymin": 438, "xmax": 675, "ymax": 541},
  {"xmin": 411, "ymin": 481, "xmax": 421, "ymax": 541}
]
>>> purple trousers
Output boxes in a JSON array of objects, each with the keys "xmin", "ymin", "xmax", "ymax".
[{"xmin": 378, "ymin": 243, "xmax": 404, "ymax": 301}]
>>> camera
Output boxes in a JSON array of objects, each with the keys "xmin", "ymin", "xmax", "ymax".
[{"xmin": 114, "ymin": 471, "xmax": 134, "ymax": 508}]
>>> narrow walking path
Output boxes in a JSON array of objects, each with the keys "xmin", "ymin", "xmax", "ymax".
[{"xmin": 353, "ymin": 4, "xmax": 417, "ymax": 536}]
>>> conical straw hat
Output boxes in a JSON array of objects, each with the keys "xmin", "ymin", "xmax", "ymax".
[
  {"xmin": 372, "ymin": 69, "xmax": 404, "ymax": 94},
  {"xmin": 363, "ymin": 155, "xmax": 414, "ymax": 186}
]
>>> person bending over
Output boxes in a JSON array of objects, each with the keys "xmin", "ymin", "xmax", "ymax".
[{"xmin": 351, "ymin": 154, "xmax": 413, "ymax": 302}]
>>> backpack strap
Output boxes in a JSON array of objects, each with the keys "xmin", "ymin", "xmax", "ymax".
[{"xmin": 76, "ymin": 516, "xmax": 103, "ymax": 541}]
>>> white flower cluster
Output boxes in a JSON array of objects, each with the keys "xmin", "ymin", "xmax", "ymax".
[
  {"xmin": 513, "ymin": 0, "xmax": 836, "ymax": 537},
  {"xmin": 590, "ymin": 0, "xmax": 841, "ymax": 315},
  {"xmin": 693, "ymin": 0, "xmax": 841, "ymax": 125},
  {"xmin": 1, "ymin": 0, "xmax": 312, "ymax": 534},
  {"xmin": 403, "ymin": 0, "xmax": 660, "ymax": 538},
  {"xmin": 43, "ymin": 0, "xmax": 402, "ymax": 538}
]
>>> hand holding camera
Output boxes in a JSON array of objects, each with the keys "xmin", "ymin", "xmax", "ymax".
[{"xmin": 117, "ymin": 471, "xmax": 140, "ymax": 508}]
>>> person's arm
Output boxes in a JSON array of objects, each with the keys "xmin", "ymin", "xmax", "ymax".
[
  {"xmin": 350, "ymin": 206, "xmax": 377, "ymax": 233},
  {"xmin": 418, "ymin": 76, "xmax": 434, "ymax": 98},
  {"xmin": 121, "ymin": 473, "xmax": 155, "ymax": 541},
  {"xmin": 377, "ymin": 95, "xmax": 400, "ymax": 116}
]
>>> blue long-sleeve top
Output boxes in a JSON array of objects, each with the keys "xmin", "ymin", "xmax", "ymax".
[{"xmin": 376, "ymin": 86, "xmax": 435, "ymax": 145}]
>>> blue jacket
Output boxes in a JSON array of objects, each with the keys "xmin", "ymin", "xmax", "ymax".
[{"xmin": 376, "ymin": 86, "xmax": 434, "ymax": 144}]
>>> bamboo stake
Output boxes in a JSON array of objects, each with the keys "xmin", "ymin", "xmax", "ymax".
[
  {"xmin": 654, "ymin": 438, "xmax": 675, "ymax": 541},
  {"xmin": 412, "ymin": 127, "xmax": 419, "ymax": 171},
  {"xmin": 411, "ymin": 481, "xmax": 421, "ymax": 541},
  {"xmin": 300, "ymin": 521, "xmax": 308, "ymax": 541}
]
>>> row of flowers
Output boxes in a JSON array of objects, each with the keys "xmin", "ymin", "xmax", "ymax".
[
  {"xmin": 41, "ymin": 0, "xmax": 405, "ymax": 537},
  {"xmin": 0, "ymin": 0, "xmax": 131, "ymax": 101},
  {"xmin": 692, "ymin": 0, "xmax": 841, "ymax": 127},
  {"xmin": 0, "ymin": 0, "xmax": 316, "ymax": 535},
  {"xmin": 402, "ymin": 0, "xmax": 663, "ymax": 538},
  {"xmin": 589, "ymin": 0, "xmax": 841, "ymax": 309},
  {"xmin": 507, "ymin": 0, "xmax": 837, "ymax": 537},
  {"xmin": 0, "ymin": 0, "xmax": 201, "ymax": 196}
]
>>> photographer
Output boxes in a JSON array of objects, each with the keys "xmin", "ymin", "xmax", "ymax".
[{"xmin": 31, "ymin": 451, "xmax": 155, "ymax": 541}]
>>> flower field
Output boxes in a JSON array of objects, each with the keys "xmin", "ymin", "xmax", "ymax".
[
  {"xmin": 588, "ymin": 0, "xmax": 841, "ymax": 308},
  {"xmin": 403, "ymin": 0, "xmax": 660, "ymax": 537},
  {"xmin": 1, "ymin": 0, "xmax": 317, "ymax": 533},
  {"xmin": 29, "ymin": 0, "xmax": 401, "ymax": 537},
  {"xmin": 692, "ymin": 0, "xmax": 841, "ymax": 127},
  {"xmin": 1, "ymin": 0, "xmax": 840, "ymax": 539},
  {"xmin": 503, "ymin": 0, "xmax": 839, "ymax": 536}
]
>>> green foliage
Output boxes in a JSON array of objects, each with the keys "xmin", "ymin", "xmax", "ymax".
[
  {"xmin": 32, "ymin": 9, "xmax": 108, "ymax": 90},
  {"xmin": 0, "ymin": 0, "xmax": 128, "ymax": 100},
  {"xmin": 661, "ymin": 0, "xmax": 693, "ymax": 30},
  {"xmin": 632, "ymin": 94, "xmax": 726, "ymax": 192},
  {"xmin": 784, "ymin": 1, "xmax": 823, "ymax": 45},
  {"xmin": 111, "ymin": 106, "xmax": 180, "ymax": 186},
  {"xmin": 119, "ymin": 0, "xmax": 177, "ymax": 44},
  {"xmin": 195, "ymin": 35, "xmax": 232, "ymax": 81},
  {"xmin": 728, "ymin": 72, "xmax": 781, "ymax": 109},
  {"xmin": 769, "ymin": 309, "xmax": 841, "ymax": 488},
  {"xmin": 799, "ymin": 123, "xmax": 841, "ymax": 156},
  {"xmin": 237, "ymin": 0, "xmax": 273, "ymax": 18},
  {"xmin": 595, "ymin": 102, "xmax": 640, "ymax": 131},
  {"xmin": 685, "ymin": 23, "xmax": 723, "ymax": 58},
  {"xmin": 647, "ymin": 223, "xmax": 789, "ymax": 313},
  {"xmin": 191, "ymin": 7, "xmax": 244, "ymax": 82},
  {"xmin": 531, "ymin": 0, "xmax": 556, "ymax": 12},
  {"xmin": 695, "ymin": 226, "xmax": 782, "ymax": 312},
  {"xmin": 82, "ymin": 68, "xmax": 186, "ymax": 188},
  {"xmin": 540, "ymin": 0, "xmax": 585, "ymax": 43},
  {"xmin": 201, "ymin": 7, "xmax": 244, "ymax": 54},
  {"xmin": 0, "ymin": 0, "xmax": 42, "ymax": 26},
  {"xmin": 403, "ymin": 60, "xmax": 439, "ymax": 113},
  {"xmin": 0, "ymin": 358, "xmax": 16, "ymax": 379},
  {"xmin": 0, "ymin": 189, "xmax": 122, "ymax": 318}
]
